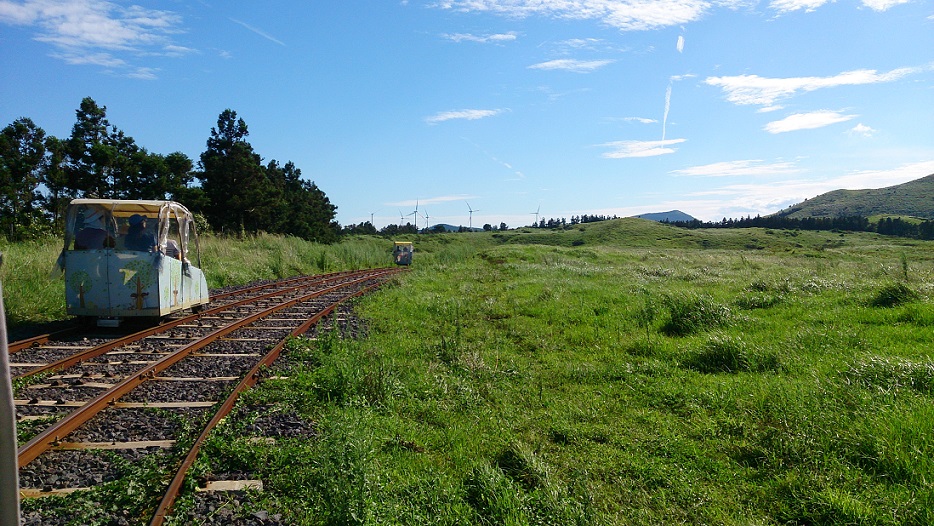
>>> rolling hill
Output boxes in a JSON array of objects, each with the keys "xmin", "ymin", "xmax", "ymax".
[
  {"xmin": 632, "ymin": 210, "xmax": 697, "ymax": 222},
  {"xmin": 775, "ymin": 173, "xmax": 934, "ymax": 219}
]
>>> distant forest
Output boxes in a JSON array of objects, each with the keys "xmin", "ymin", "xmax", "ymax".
[
  {"xmin": 668, "ymin": 215, "xmax": 934, "ymax": 240},
  {"xmin": 0, "ymin": 97, "xmax": 342, "ymax": 242}
]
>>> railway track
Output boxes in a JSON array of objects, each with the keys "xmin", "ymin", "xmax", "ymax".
[{"xmin": 8, "ymin": 267, "xmax": 404, "ymax": 525}]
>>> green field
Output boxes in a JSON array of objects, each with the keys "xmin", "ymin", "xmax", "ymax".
[{"xmin": 4, "ymin": 219, "xmax": 934, "ymax": 524}]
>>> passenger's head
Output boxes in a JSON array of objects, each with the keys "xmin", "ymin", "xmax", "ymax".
[
  {"xmin": 129, "ymin": 214, "xmax": 148, "ymax": 228},
  {"xmin": 83, "ymin": 209, "xmax": 105, "ymax": 229}
]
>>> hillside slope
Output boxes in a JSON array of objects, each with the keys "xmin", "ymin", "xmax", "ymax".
[
  {"xmin": 776, "ymin": 173, "xmax": 934, "ymax": 219},
  {"xmin": 633, "ymin": 210, "xmax": 697, "ymax": 222}
]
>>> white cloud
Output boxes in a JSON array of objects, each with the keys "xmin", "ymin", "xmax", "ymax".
[
  {"xmin": 0, "ymin": 0, "xmax": 182, "ymax": 49},
  {"xmin": 764, "ymin": 110, "xmax": 856, "ymax": 133},
  {"xmin": 433, "ymin": 0, "xmax": 718, "ymax": 31},
  {"xmin": 676, "ymin": 35, "xmax": 685, "ymax": 53},
  {"xmin": 849, "ymin": 123, "xmax": 876, "ymax": 137},
  {"xmin": 626, "ymin": 160, "xmax": 934, "ymax": 221},
  {"xmin": 442, "ymin": 31, "xmax": 518, "ymax": 43},
  {"xmin": 127, "ymin": 67, "xmax": 158, "ymax": 80},
  {"xmin": 52, "ymin": 51, "xmax": 125, "ymax": 67},
  {"xmin": 528, "ymin": 58, "xmax": 614, "ymax": 72},
  {"xmin": 861, "ymin": 0, "xmax": 910, "ymax": 11},
  {"xmin": 600, "ymin": 138, "xmax": 686, "ymax": 158},
  {"xmin": 706, "ymin": 66, "xmax": 920, "ymax": 107},
  {"xmin": 672, "ymin": 160, "xmax": 801, "ymax": 177},
  {"xmin": 561, "ymin": 38, "xmax": 602, "ymax": 49},
  {"xmin": 769, "ymin": 0, "xmax": 831, "ymax": 13},
  {"xmin": 0, "ymin": 0, "xmax": 184, "ymax": 77},
  {"xmin": 425, "ymin": 109, "xmax": 504, "ymax": 124}
]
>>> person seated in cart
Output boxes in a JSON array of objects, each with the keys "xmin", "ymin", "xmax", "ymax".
[
  {"xmin": 124, "ymin": 214, "xmax": 157, "ymax": 252},
  {"xmin": 74, "ymin": 209, "xmax": 115, "ymax": 250}
]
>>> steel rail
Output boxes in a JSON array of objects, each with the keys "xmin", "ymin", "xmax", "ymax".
[
  {"xmin": 7, "ymin": 326, "xmax": 81, "ymax": 354},
  {"xmin": 12, "ymin": 269, "xmax": 380, "ymax": 381},
  {"xmin": 5, "ymin": 270, "xmax": 359, "ymax": 354},
  {"xmin": 16, "ymin": 271, "xmax": 390, "ymax": 468},
  {"xmin": 149, "ymin": 269, "xmax": 400, "ymax": 525}
]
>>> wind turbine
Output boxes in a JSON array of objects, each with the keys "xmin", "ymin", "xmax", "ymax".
[
  {"xmin": 403, "ymin": 200, "xmax": 420, "ymax": 229},
  {"xmin": 423, "ymin": 209, "xmax": 431, "ymax": 231},
  {"xmin": 398, "ymin": 209, "xmax": 405, "ymax": 225},
  {"xmin": 466, "ymin": 202, "xmax": 480, "ymax": 229},
  {"xmin": 531, "ymin": 205, "xmax": 541, "ymax": 226}
]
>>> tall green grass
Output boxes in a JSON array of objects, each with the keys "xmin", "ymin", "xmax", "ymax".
[
  {"xmin": 0, "ymin": 237, "xmax": 67, "ymax": 325},
  {"xmin": 193, "ymin": 221, "xmax": 933, "ymax": 524},
  {"xmin": 11, "ymin": 219, "xmax": 934, "ymax": 524},
  {"xmin": 1, "ymin": 233, "xmax": 398, "ymax": 330}
]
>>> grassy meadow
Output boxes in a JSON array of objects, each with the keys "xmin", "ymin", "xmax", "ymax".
[{"xmin": 4, "ymin": 219, "xmax": 934, "ymax": 524}]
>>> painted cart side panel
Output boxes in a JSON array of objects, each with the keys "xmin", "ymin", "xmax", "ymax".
[{"xmin": 65, "ymin": 251, "xmax": 208, "ymax": 318}]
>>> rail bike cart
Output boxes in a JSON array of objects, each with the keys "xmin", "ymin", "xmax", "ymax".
[
  {"xmin": 59, "ymin": 199, "xmax": 210, "ymax": 327},
  {"xmin": 393, "ymin": 241, "xmax": 413, "ymax": 266}
]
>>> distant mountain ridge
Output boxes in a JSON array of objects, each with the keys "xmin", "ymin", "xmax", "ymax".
[
  {"xmin": 776, "ymin": 173, "xmax": 934, "ymax": 219},
  {"xmin": 633, "ymin": 210, "xmax": 697, "ymax": 222}
]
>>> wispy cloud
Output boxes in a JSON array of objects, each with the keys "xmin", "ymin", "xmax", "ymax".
[
  {"xmin": 622, "ymin": 117, "xmax": 657, "ymax": 124},
  {"xmin": 861, "ymin": 0, "xmax": 910, "ymax": 11},
  {"xmin": 600, "ymin": 138, "xmax": 686, "ymax": 158},
  {"xmin": 662, "ymin": 84, "xmax": 673, "ymax": 140},
  {"xmin": 672, "ymin": 160, "xmax": 802, "ymax": 177},
  {"xmin": 764, "ymin": 110, "xmax": 856, "ymax": 133},
  {"xmin": 615, "ymin": 160, "xmax": 934, "ymax": 221},
  {"xmin": 390, "ymin": 195, "xmax": 478, "ymax": 207},
  {"xmin": 771, "ymin": 0, "xmax": 910, "ymax": 12},
  {"xmin": 432, "ymin": 0, "xmax": 715, "ymax": 31},
  {"xmin": 769, "ymin": 0, "xmax": 831, "ymax": 13},
  {"xmin": 230, "ymin": 18, "xmax": 286, "ymax": 46},
  {"xmin": 698, "ymin": 161, "xmax": 934, "ymax": 218},
  {"xmin": 0, "ymin": 0, "xmax": 186, "ymax": 77},
  {"xmin": 676, "ymin": 34, "xmax": 685, "ymax": 53},
  {"xmin": 425, "ymin": 109, "xmax": 504, "ymax": 124},
  {"xmin": 528, "ymin": 58, "xmax": 614, "ymax": 72},
  {"xmin": 706, "ymin": 66, "xmax": 921, "ymax": 107},
  {"xmin": 442, "ymin": 31, "xmax": 518, "ymax": 43},
  {"xmin": 461, "ymin": 136, "xmax": 526, "ymax": 180}
]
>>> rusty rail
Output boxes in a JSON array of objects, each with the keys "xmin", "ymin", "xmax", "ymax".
[
  {"xmin": 149, "ymin": 269, "xmax": 398, "ymax": 525},
  {"xmin": 12, "ymin": 270, "xmax": 374, "ymax": 380},
  {"xmin": 17, "ymin": 270, "xmax": 396, "ymax": 468}
]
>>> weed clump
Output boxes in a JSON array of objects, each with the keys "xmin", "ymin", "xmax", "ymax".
[
  {"xmin": 870, "ymin": 282, "xmax": 918, "ymax": 308},
  {"xmin": 661, "ymin": 293, "xmax": 732, "ymax": 336},
  {"xmin": 683, "ymin": 334, "xmax": 782, "ymax": 374},
  {"xmin": 735, "ymin": 292, "xmax": 783, "ymax": 310},
  {"xmin": 843, "ymin": 356, "xmax": 934, "ymax": 395},
  {"xmin": 494, "ymin": 443, "xmax": 548, "ymax": 491}
]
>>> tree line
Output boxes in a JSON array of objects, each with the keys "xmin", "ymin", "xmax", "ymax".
[
  {"xmin": 668, "ymin": 214, "xmax": 934, "ymax": 240},
  {"xmin": 531, "ymin": 214, "xmax": 619, "ymax": 229},
  {"xmin": 0, "ymin": 97, "xmax": 339, "ymax": 242}
]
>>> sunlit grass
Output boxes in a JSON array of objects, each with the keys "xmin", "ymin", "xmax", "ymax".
[
  {"xmin": 215, "ymin": 221, "xmax": 934, "ymax": 524},
  {"xmin": 9, "ymin": 219, "xmax": 934, "ymax": 524}
]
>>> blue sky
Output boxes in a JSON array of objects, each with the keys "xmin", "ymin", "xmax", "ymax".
[{"xmin": 1, "ymin": 0, "xmax": 932, "ymax": 229}]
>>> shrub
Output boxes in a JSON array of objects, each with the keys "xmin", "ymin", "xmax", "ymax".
[
  {"xmin": 661, "ymin": 293, "xmax": 731, "ymax": 336},
  {"xmin": 683, "ymin": 334, "xmax": 782, "ymax": 374},
  {"xmin": 683, "ymin": 334, "xmax": 751, "ymax": 373},
  {"xmin": 843, "ymin": 356, "xmax": 934, "ymax": 395},
  {"xmin": 870, "ymin": 282, "xmax": 918, "ymax": 308}
]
